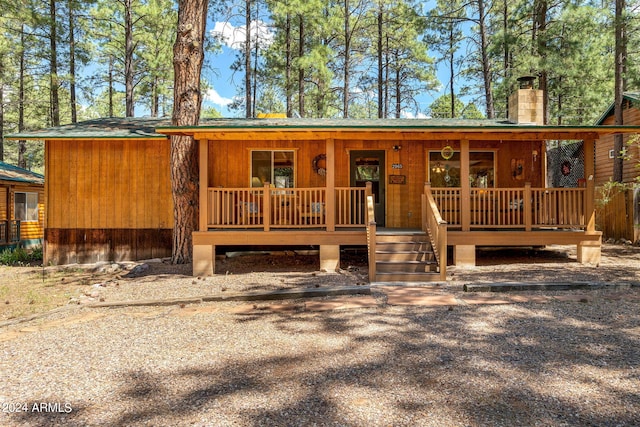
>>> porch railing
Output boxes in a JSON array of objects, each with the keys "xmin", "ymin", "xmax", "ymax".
[
  {"xmin": 431, "ymin": 184, "xmax": 586, "ymax": 230},
  {"xmin": 0, "ymin": 220, "xmax": 21, "ymax": 245},
  {"xmin": 422, "ymin": 184, "xmax": 447, "ymax": 280},
  {"xmin": 206, "ymin": 186, "xmax": 367, "ymax": 230}
]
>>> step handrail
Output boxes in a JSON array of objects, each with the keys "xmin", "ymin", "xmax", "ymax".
[
  {"xmin": 423, "ymin": 183, "xmax": 447, "ymax": 280},
  {"xmin": 365, "ymin": 183, "xmax": 376, "ymax": 282}
]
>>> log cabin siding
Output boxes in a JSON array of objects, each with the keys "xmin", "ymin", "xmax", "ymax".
[
  {"xmin": 13, "ymin": 184, "xmax": 45, "ymax": 241},
  {"xmin": 0, "ymin": 186, "xmax": 6, "ymax": 220},
  {"xmin": 0, "ymin": 182, "xmax": 45, "ymax": 243},
  {"xmin": 596, "ymin": 105, "xmax": 640, "ymax": 186}
]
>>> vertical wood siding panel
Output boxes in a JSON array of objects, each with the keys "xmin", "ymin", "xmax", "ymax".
[
  {"xmin": 90, "ymin": 139, "xmax": 101, "ymax": 228},
  {"xmin": 68, "ymin": 139, "xmax": 78, "ymax": 230}
]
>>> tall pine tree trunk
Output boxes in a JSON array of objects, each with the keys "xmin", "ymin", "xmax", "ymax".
[
  {"xmin": 108, "ymin": 55, "xmax": 115, "ymax": 117},
  {"xmin": 285, "ymin": 11, "xmax": 292, "ymax": 117},
  {"xmin": 395, "ymin": 57, "xmax": 401, "ymax": 118},
  {"xmin": 613, "ymin": 0, "xmax": 626, "ymax": 182},
  {"xmin": 377, "ymin": 3, "xmax": 383, "ymax": 118},
  {"xmin": 171, "ymin": 0, "xmax": 208, "ymax": 264},
  {"xmin": 533, "ymin": 0, "xmax": 549, "ymax": 124},
  {"xmin": 448, "ymin": 25, "xmax": 455, "ymax": 118},
  {"xmin": 68, "ymin": 0, "xmax": 77, "ymax": 123},
  {"xmin": 298, "ymin": 16, "xmax": 305, "ymax": 117},
  {"xmin": 245, "ymin": 0, "xmax": 252, "ymax": 118},
  {"xmin": 50, "ymin": 0, "xmax": 60, "ymax": 126},
  {"xmin": 18, "ymin": 24, "xmax": 26, "ymax": 168},
  {"xmin": 125, "ymin": 0, "xmax": 135, "ymax": 117},
  {"xmin": 343, "ymin": 0, "xmax": 350, "ymax": 118},
  {"xmin": 477, "ymin": 0, "xmax": 494, "ymax": 119}
]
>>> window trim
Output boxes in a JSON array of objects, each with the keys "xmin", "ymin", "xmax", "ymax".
[
  {"xmin": 14, "ymin": 191, "xmax": 39, "ymax": 222},
  {"xmin": 249, "ymin": 149, "xmax": 297, "ymax": 188}
]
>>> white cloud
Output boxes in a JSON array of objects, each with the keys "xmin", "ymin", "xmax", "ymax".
[
  {"xmin": 204, "ymin": 87, "xmax": 233, "ymax": 107},
  {"xmin": 211, "ymin": 20, "xmax": 274, "ymax": 50},
  {"xmin": 401, "ymin": 111, "xmax": 431, "ymax": 119}
]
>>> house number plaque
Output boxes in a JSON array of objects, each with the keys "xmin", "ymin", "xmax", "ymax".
[{"xmin": 392, "ymin": 163, "xmax": 403, "ymax": 169}]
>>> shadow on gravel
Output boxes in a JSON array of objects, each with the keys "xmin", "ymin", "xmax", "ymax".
[
  {"xmin": 474, "ymin": 247, "xmax": 573, "ymax": 266},
  {"xmin": 94, "ymin": 300, "xmax": 640, "ymax": 426},
  {"xmin": 12, "ymin": 404, "xmax": 88, "ymax": 427}
]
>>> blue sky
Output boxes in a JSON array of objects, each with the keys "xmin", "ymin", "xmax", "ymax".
[{"xmin": 202, "ymin": 12, "xmax": 466, "ymax": 118}]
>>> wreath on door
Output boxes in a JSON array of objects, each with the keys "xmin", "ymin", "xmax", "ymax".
[{"xmin": 313, "ymin": 154, "xmax": 327, "ymax": 176}]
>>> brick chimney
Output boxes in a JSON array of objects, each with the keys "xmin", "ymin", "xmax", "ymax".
[{"xmin": 508, "ymin": 76, "xmax": 544, "ymax": 125}]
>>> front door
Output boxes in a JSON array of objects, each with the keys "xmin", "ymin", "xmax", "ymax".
[{"xmin": 350, "ymin": 150, "xmax": 385, "ymax": 226}]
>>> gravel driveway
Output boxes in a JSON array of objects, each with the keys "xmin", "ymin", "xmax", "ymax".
[{"xmin": 1, "ymin": 245, "xmax": 639, "ymax": 426}]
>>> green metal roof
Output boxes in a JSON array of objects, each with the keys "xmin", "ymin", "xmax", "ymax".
[
  {"xmin": 7, "ymin": 116, "xmax": 640, "ymax": 140},
  {"xmin": 162, "ymin": 117, "xmax": 575, "ymax": 130},
  {"xmin": 6, "ymin": 117, "xmax": 172, "ymax": 140},
  {"xmin": 594, "ymin": 92, "xmax": 640, "ymax": 125},
  {"xmin": 0, "ymin": 161, "xmax": 44, "ymax": 185}
]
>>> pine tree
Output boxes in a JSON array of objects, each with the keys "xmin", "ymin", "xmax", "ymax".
[{"xmin": 171, "ymin": 0, "xmax": 208, "ymax": 263}]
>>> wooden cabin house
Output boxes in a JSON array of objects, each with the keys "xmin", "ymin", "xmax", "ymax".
[
  {"xmin": 0, "ymin": 161, "xmax": 45, "ymax": 248},
  {"xmin": 9, "ymin": 95, "xmax": 640, "ymax": 280}
]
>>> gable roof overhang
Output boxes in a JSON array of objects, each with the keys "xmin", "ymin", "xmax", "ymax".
[
  {"xmin": 5, "ymin": 117, "xmax": 171, "ymax": 140},
  {"xmin": 0, "ymin": 161, "xmax": 45, "ymax": 185},
  {"xmin": 594, "ymin": 92, "xmax": 640, "ymax": 125}
]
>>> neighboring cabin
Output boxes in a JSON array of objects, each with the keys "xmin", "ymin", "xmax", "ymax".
[
  {"xmin": 0, "ymin": 161, "xmax": 45, "ymax": 248},
  {"xmin": 594, "ymin": 92, "xmax": 640, "ymax": 243},
  {"xmin": 594, "ymin": 92, "xmax": 640, "ymax": 186}
]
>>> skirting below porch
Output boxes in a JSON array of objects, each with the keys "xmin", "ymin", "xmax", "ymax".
[
  {"xmin": 448, "ymin": 230, "xmax": 602, "ymax": 267},
  {"xmin": 193, "ymin": 229, "xmax": 367, "ymax": 276}
]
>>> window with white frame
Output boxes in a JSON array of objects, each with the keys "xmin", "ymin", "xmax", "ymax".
[
  {"xmin": 251, "ymin": 150, "xmax": 295, "ymax": 188},
  {"xmin": 15, "ymin": 192, "xmax": 39, "ymax": 222}
]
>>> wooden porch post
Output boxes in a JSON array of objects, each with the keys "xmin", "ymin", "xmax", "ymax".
[
  {"xmin": 460, "ymin": 140, "xmax": 471, "ymax": 231},
  {"xmin": 326, "ymin": 138, "xmax": 336, "ymax": 232},
  {"xmin": 194, "ymin": 138, "xmax": 215, "ymax": 276},
  {"xmin": 584, "ymin": 138, "xmax": 596, "ymax": 233},
  {"xmin": 198, "ymin": 139, "xmax": 208, "ymax": 232},
  {"xmin": 320, "ymin": 138, "xmax": 338, "ymax": 271},
  {"xmin": 578, "ymin": 138, "xmax": 601, "ymax": 265},
  {"xmin": 422, "ymin": 182, "xmax": 430, "ymax": 232},
  {"xmin": 456, "ymin": 139, "xmax": 475, "ymax": 267},
  {"xmin": 524, "ymin": 182, "xmax": 532, "ymax": 231},
  {"xmin": 263, "ymin": 182, "xmax": 271, "ymax": 232}
]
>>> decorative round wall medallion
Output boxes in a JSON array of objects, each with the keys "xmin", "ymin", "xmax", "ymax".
[{"xmin": 441, "ymin": 145, "xmax": 454, "ymax": 160}]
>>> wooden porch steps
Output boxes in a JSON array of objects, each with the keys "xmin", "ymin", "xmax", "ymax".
[{"xmin": 374, "ymin": 232, "xmax": 442, "ymax": 282}]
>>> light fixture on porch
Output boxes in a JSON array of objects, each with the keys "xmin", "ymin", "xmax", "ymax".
[
  {"xmin": 393, "ymin": 145, "xmax": 402, "ymax": 151},
  {"xmin": 432, "ymin": 162, "xmax": 445, "ymax": 174}
]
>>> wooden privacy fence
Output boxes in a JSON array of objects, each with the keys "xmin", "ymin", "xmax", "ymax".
[
  {"xmin": 431, "ymin": 185, "xmax": 587, "ymax": 230},
  {"xmin": 596, "ymin": 186, "xmax": 640, "ymax": 243},
  {"xmin": 206, "ymin": 186, "xmax": 367, "ymax": 230}
]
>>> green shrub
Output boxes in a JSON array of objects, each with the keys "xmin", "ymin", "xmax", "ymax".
[{"xmin": 0, "ymin": 245, "xmax": 43, "ymax": 266}]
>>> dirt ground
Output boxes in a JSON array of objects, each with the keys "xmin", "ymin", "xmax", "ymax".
[{"xmin": 1, "ymin": 243, "xmax": 639, "ymax": 323}]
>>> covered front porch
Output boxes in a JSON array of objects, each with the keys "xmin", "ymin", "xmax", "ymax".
[{"xmin": 154, "ymin": 118, "xmax": 631, "ymax": 279}]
